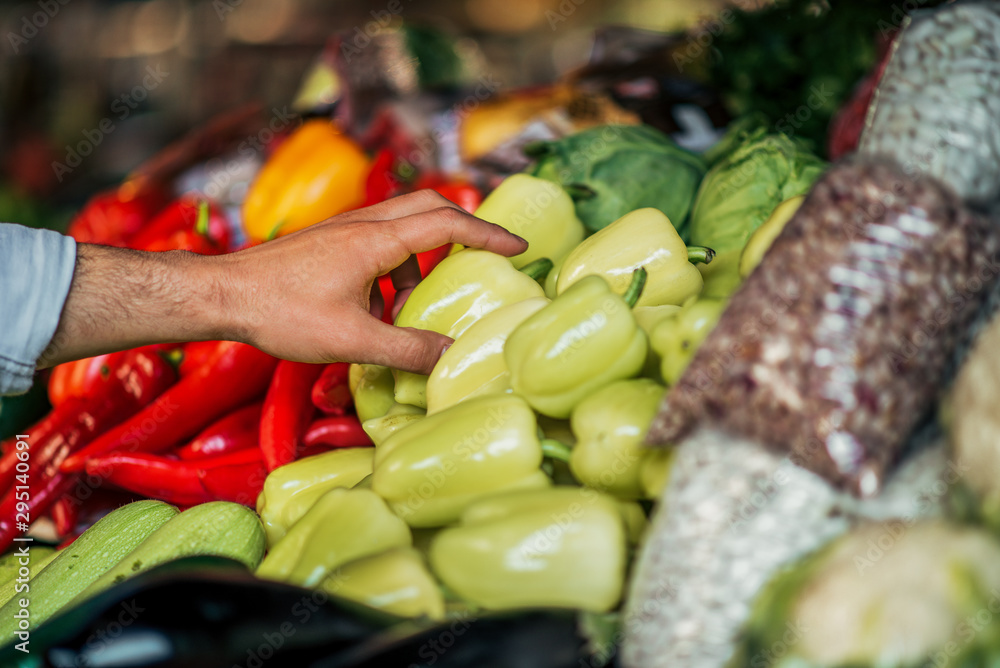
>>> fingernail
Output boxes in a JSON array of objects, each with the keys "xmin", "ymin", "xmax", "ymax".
[{"xmin": 513, "ymin": 234, "xmax": 528, "ymax": 245}]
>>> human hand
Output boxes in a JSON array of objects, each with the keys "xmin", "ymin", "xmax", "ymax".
[
  {"xmin": 220, "ymin": 190, "xmax": 527, "ymax": 373},
  {"xmin": 43, "ymin": 190, "xmax": 527, "ymax": 375}
]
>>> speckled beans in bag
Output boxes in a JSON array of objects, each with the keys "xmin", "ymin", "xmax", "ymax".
[
  {"xmin": 648, "ymin": 159, "xmax": 1000, "ymax": 495},
  {"xmin": 859, "ymin": 2, "xmax": 1000, "ymax": 208}
]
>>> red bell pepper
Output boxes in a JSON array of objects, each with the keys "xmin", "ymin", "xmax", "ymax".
[
  {"xmin": 177, "ymin": 401, "xmax": 262, "ymax": 460},
  {"xmin": 67, "ymin": 182, "xmax": 168, "ymax": 246},
  {"xmin": 260, "ymin": 360, "xmax": 324, "ymax": 471},
  {"xmin": 61, "ymin": 343, "xmax": 278, "ymax": 473},
  {"xmin": 84, "ymin": 448, "xmax": 266, "ymax": 507},
  {"xmin": 302, "ymin": 416, "xmax": 371, "ymax": 450},
  {"xmin": 311, "ymin": 363, "xmax": 352, "ymax": 415},
  {"xmin": 128, "ymin": 197, "xmax": 231, "ymax": 252}
]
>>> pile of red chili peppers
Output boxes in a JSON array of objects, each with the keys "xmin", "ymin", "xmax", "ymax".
[{"xmin": 1, "ymin": 158, "xmax": 479, "ymax": 552}]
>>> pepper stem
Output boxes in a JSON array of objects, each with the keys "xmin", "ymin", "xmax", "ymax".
[
  {"xmin": 563, "ymin": 184, "xmax": 596, "ymax": 201},
  {"xmin": 520, "ymin": 258, "xmax": 554, "ymax": 282},
  {"xmin": 195, "ymin": 200, "xmax": 210, "ymax": 237},
  {"xmin": 540, "ymin": 438, "xmax": 572, "ymax": 463},
  {"xmin": 623, "ymin": 267, "xmax": 647, "ymax": 308},
  {"xmin": 687, "ymin": 246, "xmax": 715, "ymax": 265}
]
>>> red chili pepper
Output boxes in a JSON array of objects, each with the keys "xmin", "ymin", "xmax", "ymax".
[
  {"xmin": 432, "ymin": 182, "xmax": 483, "ymax": 213},
  {"xmin": 179, "ymin": 341, "xmax": 225, "ymax": 378},
  {"xmin": 198, "ymin": 450, "xmax": 268, "ymax": 506},
  {"xmin": 0, "ymin": 348, "xmax": 178, "ymax": 493},
  {"xmin": 128, "ymin": 197, "xmax": 231, "ymax": 252},
  {"xmin": 311, "ymin": 363, "xmax": 352, "ymax": 415},
  {"xmin": 302, "ymin": 416, "xmax": 371, "ymax": 449},
  {"xmin": 361, "ymin": 149, "xmax": 400, "ymax": 207},
  {"xmin": 177, "ymin": 401, "xmax": 262, "ymax": 460},
  {"xmin": 260, "ymin": 361, "xmax": 324, "ymax": 472},
  {"xmin": 50, "ymin": 493, "xmax": 79, "ymax": 537},
  {"xmin": 85, "ymin": 452, "xmax": 208, "ymax": 506},
  {"xmin": 67, "ymin": 182, "xmax": 168, "ymax": 246},
  {"xmin": 61, "ymin": 343, "xmax": 278, "ymax": 473},
  {"xmin": 0, "ymin": 348, "xmax": 177, "ymax": 552},
  {"xmin": 84, "ymin": 448, "xmax": 265, "ymax": 507},
  {"xmin": 47, "ymin": 352, "xmax": 125, "ymax": 408}
]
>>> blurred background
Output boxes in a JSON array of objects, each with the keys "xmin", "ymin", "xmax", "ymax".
[
  {"xmin": 0, "ymin": 0, "xmax": 727, "ymax": 199},
  {"xmin": 0, "ymin": 0, "xmax": 922, "ymax": 230}
]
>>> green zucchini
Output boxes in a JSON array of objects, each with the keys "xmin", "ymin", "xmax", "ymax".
[
  {"xmin": 75, "ymin": 501, "xmax": 265, "ymax": 603},
  {"xmin": 0, "ymin": 549, "xmax": 57, "ymax": 608},
  {"xmin": 0, "ymin": 500, "xmax": 177, "ymax": 645},
  {"xmin": 0, "ymin": 547, "xmax": 55, "ymax": 588}
]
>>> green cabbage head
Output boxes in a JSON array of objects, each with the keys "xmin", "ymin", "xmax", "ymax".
[
  {"xmin": 526, "ymin": 124, "xmax": 706, "ymax": 234},
  {"xmin": 689, "ymin": 131, "xmax": 826, "ymax": 255}
]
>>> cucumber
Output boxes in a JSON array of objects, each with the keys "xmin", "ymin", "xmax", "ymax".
[
  {"xmin": 74, "ymin": 501, "xmax": 265, "ymax": 603},
  {"xmin": 0, "ymin": 549, "xmax": 57, "ymax": 608},
  {"xmin": 0, "ymin": 499, "xmax": 177, "ymax": 645}
]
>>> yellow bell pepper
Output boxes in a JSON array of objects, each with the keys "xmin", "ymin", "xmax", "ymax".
[
  {"xmin": 372, "ymin": 394, "xmax": 550, "ymax": 527},
  {"xmin": 473, "ymin": 174, "xmax": 585, "ymax": 269},
  {"xmin": 362, "ymin": 403, "xmax": 425, "ymax": 446},
  {"xmin": 350, "ymin": 364, "xmax": 396, "ymax": 423},
  {"xmin": 392, "ymin": 249, "xmax": 546, "ymax": 409},
  {"xmin": 256, "ymin": 487, "xmax": 410, "ymax": 588},
  {"xmin": 425, "ymin": 297, "xmax": 549, "ymax": 415},
  {"xmin": 556, "ymin": 208, "xmax": 710, "ymax": 307},
  {"xmin": 323, "ymin": 548, "xmax": 445, "ymax": 620},
  {"xmin": 256, "ymin": 448, "xmax": 374, "ymax": 548},
  {"xmin": 428, "ymin": 487, "xmax": 627, "ymax": 612},
  {"xmin": 242, "ymin": 120, "xmax": 369, "ymax": 241},
  {"xmin": 738, "ymin": 195, "xmax": 804, "ymax": 278},
  {"xmin": 569, "ymin": 378, "xmax": 666, "ymax": 499}
]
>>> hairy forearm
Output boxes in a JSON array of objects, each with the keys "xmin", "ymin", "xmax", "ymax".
[{"xmin": 38, "ymin": 244, "xmax": 235, "ymax": 368}]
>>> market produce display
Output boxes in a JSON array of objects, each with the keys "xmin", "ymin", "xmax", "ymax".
[
  {"xmin": 625, "ymin": 3, "xmax": 1000, "ymax": 667},
  {"xmin": 5, "ymin": 2, "xmax": 1000, "ymax": 666}
]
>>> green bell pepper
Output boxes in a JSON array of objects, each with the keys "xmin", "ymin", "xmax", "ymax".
[
  {"xmin": 569, "ymin": 378, "xmax": 665, "ymax": 499},
  {"xmin": 362, "ymin": 403, "xmax": 425, "ymax": 446},
  {"xmin": 425, "ymin": 297, "xmax": 549, "ymax": 415},
  {"xmin": 473, "ymin": 174, "xmax": 585, "ymax": 269},
  {"xmin": 256, "ymin": 487, "xmax": 411, "ymax": 588},
  {"xmin": 556, "ymin": 208, "xmax": 711, "ymax": 307},
  {"xmin": 428, "ymin": 487, "xmax": 627, "ymax": 612},
  {"xmin": 323, "ymin": 548, "xmax": 445, "ymax": 620},
  {"xmin": 350, "ymin": 364, "xmax": 396, "ymax": 422},
  {"xmin": 393, "ymin": 249, "xmax": 547, "ymax": 408},
  {"xmin": 372, "ymin": 394, "xmax": 550, "ymax": 527},
  {"xmin": 650, "ymin": 298, "xmax": 726, "ymax": 385},
  {"xmin": 640, "ymin": 450, "xmax": 673, "ymax": 498},
  {"xmin": 633, "ymin": 304, "xmax": 682, "ymax": 381},
  {"xmin": 505, "ymin": 271, "xmax": 648, "ymax": 418},
  {"xmin": 256, "ymin": 447, "xmax": 376, "ymax": 548}
]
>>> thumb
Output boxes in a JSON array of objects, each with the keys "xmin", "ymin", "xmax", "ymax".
[{"xmin": 353, "ymin": 318, "xmax": 452, "ymax": 375}]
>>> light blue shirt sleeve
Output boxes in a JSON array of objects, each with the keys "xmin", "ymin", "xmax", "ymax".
[{"xmin": 0, "ymin": 224, "xmax": 77, "ymax": 396}]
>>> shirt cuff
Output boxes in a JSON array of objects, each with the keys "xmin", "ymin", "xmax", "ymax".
[{"xmin": 0, "ymin": 224, "xmax": 77, "ymax": 396}]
